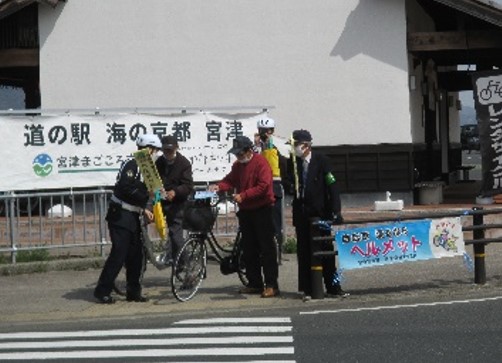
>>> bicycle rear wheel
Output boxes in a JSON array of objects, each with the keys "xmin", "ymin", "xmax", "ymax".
[
  {"xmin": 171, "ymin": 237, "xmax": 207, "ymax": 302},
  {"xmin": 234, "ymin": 232, "xmax": 279, "ymax": 287}
]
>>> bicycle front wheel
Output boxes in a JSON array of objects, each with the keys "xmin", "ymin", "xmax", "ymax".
[{"xmin": 171, "ymin": 237, "xmax": 207, "ymax": 302}]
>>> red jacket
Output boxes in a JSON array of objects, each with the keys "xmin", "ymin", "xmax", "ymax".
[{"xmin": 218, "ymin": 153, "xmax": 275, "ymax": 210}]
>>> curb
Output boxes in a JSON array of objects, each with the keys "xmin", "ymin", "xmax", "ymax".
[{"xmin": 0, "ymin": 257, "xmax": 104, "ymax": 276}]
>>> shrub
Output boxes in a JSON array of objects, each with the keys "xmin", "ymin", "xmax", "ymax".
[
  {"xmin": 283, "ymin": 236, "xmax": 297, "ymax": 254},
  {"xmin": 16, "ymin": 249, "xmax": 51, "ymax": 263}
]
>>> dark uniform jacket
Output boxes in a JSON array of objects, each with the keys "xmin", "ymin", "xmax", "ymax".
[
  {"xmin": 155, "ymin": 153, "xmax": 194, "ymax": 205},
  {"xmin": 290, "ymin": 152, "xmax": 342, "ymax": 226},
  {"xmin": 107, "ymin": 157, "xmax": 149, "ymax": 233}
]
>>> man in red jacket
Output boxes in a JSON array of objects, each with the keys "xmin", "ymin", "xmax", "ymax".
[{"xmin": 211, "ymin": 136, "xmax": 279, "ymax": 298}]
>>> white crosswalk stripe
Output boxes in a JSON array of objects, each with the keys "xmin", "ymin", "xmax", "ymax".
[{"xmin": 0, "ymin": 317, "xmax": 295, "ymax": 361}]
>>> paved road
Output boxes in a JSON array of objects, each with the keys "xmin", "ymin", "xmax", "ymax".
[
  {"xmin": 2, "ymin": 240, "xmax": 502, "ymax": 328},
  {"xmin": 2, "ymin": 291, "xmax": 502, "ymax": 362}
]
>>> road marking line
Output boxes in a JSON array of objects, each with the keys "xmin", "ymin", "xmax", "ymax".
[
  {"xmin": 175, "ymin": 317, "xmax": 291, "ymax": 324},
  {"xmin": 300, "ymin": 295, "xmax": 502, "ymax": 315},
  {"xmin": 0, "ymin": 347, "xmax": 295, "ymax": 360},
  {"xmin": 0, "ymin": 326, "xmax": 292, "ymax": 340},
  {"xmin": 0, "ymin": 336, "xmax": 293, "ymax": 349}
]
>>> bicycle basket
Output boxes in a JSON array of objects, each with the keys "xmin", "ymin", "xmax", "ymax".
[{"xmin": 182, "ymin": 200, "xmax": 217, "ymax": 232}]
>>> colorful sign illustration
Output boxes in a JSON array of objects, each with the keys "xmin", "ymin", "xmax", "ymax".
[{"xmin": 335, "ymin": 218, "xmax": 464, "ymax": 270}]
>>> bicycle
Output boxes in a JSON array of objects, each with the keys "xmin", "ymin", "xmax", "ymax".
[{"xmin": 171, "ymin": 191, "xmax": 248, "ymax": 302}]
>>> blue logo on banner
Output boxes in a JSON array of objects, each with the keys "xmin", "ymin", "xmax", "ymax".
[{"xmin": 33, "ymin": 154, "xmax": 53, "ymax": 177}]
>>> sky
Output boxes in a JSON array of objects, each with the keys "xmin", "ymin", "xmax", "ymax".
[
  {"xmin": 0, "ymin": 87, "xmax": 24, "ymax": 110},
  {"xmin": 459, "ymin": 90, "xmax": 474, "ymax": 107}
]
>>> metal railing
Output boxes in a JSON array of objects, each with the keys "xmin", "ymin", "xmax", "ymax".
[
  {"xmin": 0, "ymin": 187, "xmax": 241, "ymax": 264},
  {"xmin": 308, "ymin": 207, "xmax": 502, "ymax": 299},
  {"xmin": 0, "ymin": 188, "xmax": 112, "ymax": 263}
]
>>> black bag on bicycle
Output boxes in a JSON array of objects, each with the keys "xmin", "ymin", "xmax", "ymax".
[
  {"xmin": 182, "ymin": 199, "xmax": 216, "ymax": 232},
  {"xmin": 220, "ymin": 254, "xmax": 238, "ymax": 275}
]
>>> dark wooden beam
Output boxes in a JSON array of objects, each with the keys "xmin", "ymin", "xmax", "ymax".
[
  {"xmin": 437, "ymin": 71, "xmax": 474, "ymax": 91},
  {"xmin": 0, "ymin": 48, "xmax": 38, "ymax": 67},
  {"xmin": 408, "ymin": 30, "xmax": 502, "ymax": 51}
]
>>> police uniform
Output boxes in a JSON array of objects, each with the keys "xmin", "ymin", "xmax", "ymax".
[{"xmin": 94, "ymin": 156, "xmax": 150, "ymax": 303}]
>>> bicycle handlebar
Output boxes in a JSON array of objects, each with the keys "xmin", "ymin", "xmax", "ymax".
[{"xmin": 193, "ymin": 190, "xmax": 237, "ymax": 208}]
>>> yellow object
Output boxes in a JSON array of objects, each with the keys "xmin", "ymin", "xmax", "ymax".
[
  {"xmin": 153, "ymin": 201, "xmax": 167, "ymax": 240},
  {"xmin": 262, "ymin": 148, "xmax": 280, "ymax": 178},
  {"xmin": 133, "ymin": 149, "xmax": 163, "ymax": 192}
]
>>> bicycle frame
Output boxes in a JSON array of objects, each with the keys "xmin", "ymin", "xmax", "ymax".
[{"xmin": 140, "ymin": 217, "xmax": 169, "ymax": 270}]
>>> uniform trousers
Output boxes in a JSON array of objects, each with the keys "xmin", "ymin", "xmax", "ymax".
[
  {"xmin": 272, "ymin": 181, "xmax": 284, "ymax": 247},
  {"xmin": 94, "ymin": 214, "xmax": 144, "ymax": 297}
]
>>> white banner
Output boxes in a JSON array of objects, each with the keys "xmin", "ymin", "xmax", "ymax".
[{"xmin": 0, "ymin": 112, "xmax": 264, "ymax": 191}]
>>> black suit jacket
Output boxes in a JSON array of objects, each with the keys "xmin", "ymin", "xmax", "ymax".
[{"xmin": 290, "ymin": 152, "xmax": 342, "ymax": 227}]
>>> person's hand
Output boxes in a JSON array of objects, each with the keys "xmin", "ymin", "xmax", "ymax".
[
  {"xmin": 233, "ymin": 193, "xmax": 243, "ymax": 204},
  {"xmin": 208, "ymin": 184, "xmax": 219, "ymax": 193},
  {"xmin": 159, "ymin": 188, "xmax": 168, "ymax": 200},
  {"xmin": 165, "ymin": 190, "xmax": 176, "ymax": 202},
  {"xmin": 144, "ymin": 209, "xmax": 154, "ymax": 222}
]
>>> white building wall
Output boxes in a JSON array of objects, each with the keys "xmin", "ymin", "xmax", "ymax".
[{"xmin": 38, "ymin": 0, "xmax": 411, "ymax": 146}]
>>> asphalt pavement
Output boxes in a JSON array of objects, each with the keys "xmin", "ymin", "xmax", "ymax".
[
  {"xmin": 3, "ymin": 179, "xmax": 502, "ymax": 327},
  {"xmin": 2, "ymin": 218, "xmax": 502, "ymax": 327}
]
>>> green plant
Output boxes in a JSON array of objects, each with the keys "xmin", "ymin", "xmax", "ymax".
[
  {"xmin": 283, "ymin": 236, "xmax": 297, "ymax": 254},
  {"xmin": 15, "ymin": 249, "xmax": 51, "ymax": 263},
  {"xmin": 0, "ymin": 253, "xmax": 7, "ymax": 264}
]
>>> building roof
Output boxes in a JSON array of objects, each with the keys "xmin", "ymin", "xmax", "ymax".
[
  {"xmin": 0, "ymin": 0, "xmax": 60, "ymax": 20},
  {"xmin": 432, "ymin": 0, "xmax": 502, "ymax": 27}
]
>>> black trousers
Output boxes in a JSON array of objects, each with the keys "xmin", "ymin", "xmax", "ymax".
[
  {"xmin": 238, "ymin": 205, "xmax": 278, "ymax": 289},
  {"xmin": 295, "ymin": 214, "xmax": 337, "ymax": 295},
  {"xmin": 95, "ymin": 219, "xmax": 144, "ymax": 297},
  {"xmin": 272, "ymin": 181, "xmax": 284, "ymax": 245}
]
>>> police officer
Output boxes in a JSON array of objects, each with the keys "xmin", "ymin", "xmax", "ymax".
[
  {"xmin": 255, "ymin": 117, "xmax": 287, "ymax": 263},
  {"xmin": 288, "ymin": 129, "xmax": 348, "ymax": 300},
  {"xmin": 94, "ymin": 134, "xmax": 162, "ymax": 304}
]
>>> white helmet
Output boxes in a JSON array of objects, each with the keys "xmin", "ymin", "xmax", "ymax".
[
  {"xmin": 257, "ymin": 117, "xmax": 275, "ymax": 129},
  {"xmin": 136, "ymin": 134, "xmax": 162, "ymax": 149}
]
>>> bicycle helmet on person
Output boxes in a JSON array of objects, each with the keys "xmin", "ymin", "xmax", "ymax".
[
  {"xmin": 136, "ymin": 134, "xmax": 162, "ymax": 149},
  {"xmin": 257, "ymin": 117, "xmax": 275, "ymax": 130}
]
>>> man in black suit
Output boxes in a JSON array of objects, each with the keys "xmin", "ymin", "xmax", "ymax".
[{"xmin": 289, "ymin": 129, "xmax": 348, "ymax": 300}]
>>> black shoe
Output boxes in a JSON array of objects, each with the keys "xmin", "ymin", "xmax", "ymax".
[
  {"xmin": 94, "ymin": 293, "xmax": 115, "ymax": 304},
  {"xmin": 126, "ymin": 295, "xmax": 149, "ymax": 302},
  {"xmin": 326, "ymin": 285, "xmax": 350, "ymax": 298}
]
